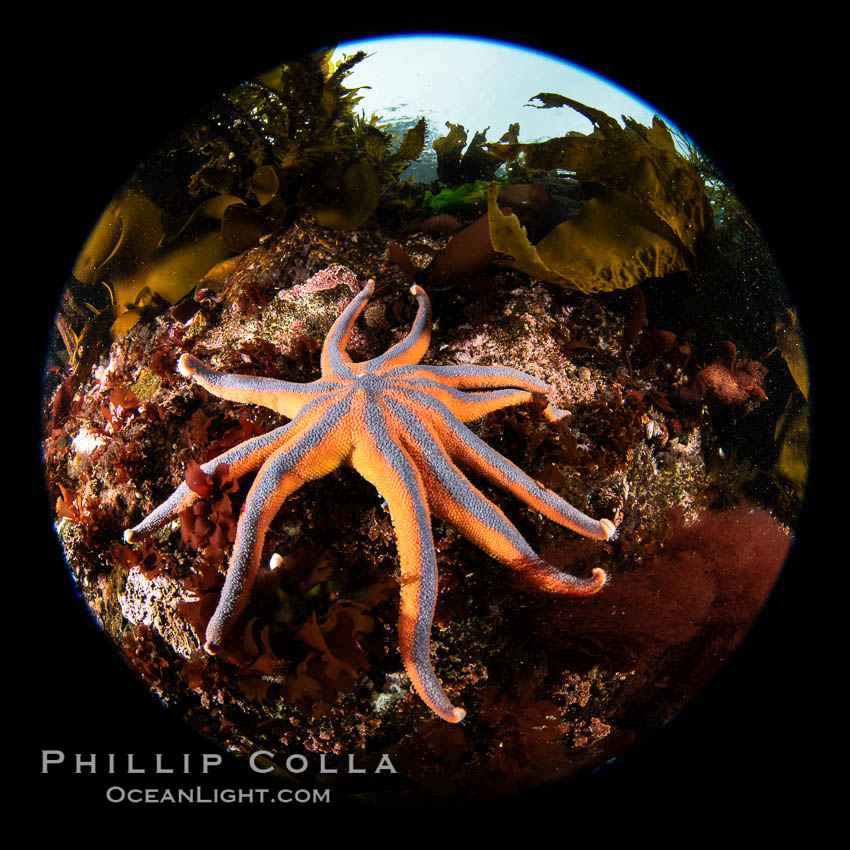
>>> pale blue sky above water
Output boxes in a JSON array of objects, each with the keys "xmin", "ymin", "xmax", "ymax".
[{"xmin": 332, "ymin": 34, "xmax": 688, "ymax": 179}]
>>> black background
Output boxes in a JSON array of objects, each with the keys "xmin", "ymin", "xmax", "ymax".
[{"xmin": 21, "ymin": 11, "xmax": 823, "ymax": 826}]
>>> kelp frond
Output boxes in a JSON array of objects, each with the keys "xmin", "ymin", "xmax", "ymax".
[{"xmin": 485, "ymin": 94, "xmax": 714, "ymax": 292}]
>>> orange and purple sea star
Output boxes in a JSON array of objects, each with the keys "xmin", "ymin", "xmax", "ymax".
[{"xmin": 125, "ymin": 280, "xmax": 616, "ymax": 722}]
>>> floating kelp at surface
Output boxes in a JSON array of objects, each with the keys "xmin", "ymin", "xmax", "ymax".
[
  {"xmin": 488, "ymin": 93, "xmax": 712, "ymax": 255},
  {"xmin": 485, "ymin": 94, "xmax": 713, "ymax": 293},
  {"xmin": 432, "ymin": 122, "xmax": 516, "ymax": 185},
  {"xmin": 191, "ymin": 50, "xmax": 426, "ymax": 231},
  {"xmin": 306, "ymin": 117, "xmax": 426, "ymax": 230}
]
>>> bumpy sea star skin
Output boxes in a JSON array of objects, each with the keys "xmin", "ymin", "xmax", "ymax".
[{"xmin": 125, "ymin": 280, "xmax": 616, "ymax": 722}]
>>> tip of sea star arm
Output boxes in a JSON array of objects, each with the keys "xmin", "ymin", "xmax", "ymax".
[
  {"xmin": 122, "ymin": 521, "xmax": 156, "ymax": 546},
  {"xmin": 178, "ymin": 353, "xmax": 201, "ymax": 377},
  {"xmin": 565, "ymin": 565, "xmax": 607, "ymax": 594},
  {"xmin": 600, "ymin": 518, "xmax": 617, "ymax": 541},
  {"xmin": 555, "ymin": 566, "xmax": 607, "ymax": 595},
  {"xmin": 514, "ymin": 556, "xmax": 607, "ymax": 596},
  {"xmin": 422, "ymin": 696, "xmax": 467, "ymax": 723}
]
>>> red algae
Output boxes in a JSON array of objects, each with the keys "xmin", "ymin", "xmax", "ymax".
[{"xmin": 528, "ymin": 505, "xmax": 790, "ymax": 725}]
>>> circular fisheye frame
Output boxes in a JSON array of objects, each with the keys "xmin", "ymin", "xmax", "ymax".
[{"xmin": 40, "ymin": 33, "xmax": 806, "ymax": 802}]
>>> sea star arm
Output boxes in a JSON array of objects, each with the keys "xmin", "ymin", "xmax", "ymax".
[
  {"xmin": 409, "ymin": 389, "xmax": 616, "ymax": 542},
  {"xmin": 370, "ymin": 284, "xmax": 432, "ymax": 373},
  {"xmin": 177, "ymin": 353, "xmax": 342, "ymax": 418},
  {"xmin": 352, "ymin": 395, "xmax": 466, "ymax": 723},
  {"xmin": 391, "ymin": 379, "xmax": 538, "ymax": 422},
  {"xmin": 124, "ymin": 423, "xmax": 294, "ymax": 542},
  {"xmin": 205, "ymin": 392, "xmax": 354, "ymax": 649},
  {"xmin": 387, "ymin": 395, "xmax": 605, "ymax": 595},
  {"xmin": 320, "ymin": 279, "xmax": 376, "ymax": 379},
  {"xmin": 388, "ymin": 363, "xmax": 569, "ymax": 421},
  {"xmin": 323, "ymin": 282, "xmax": 432, "ymax": 379},
  {"xmin": 387, "ymin": 363, "xmax": 552, "ymax": 394}
]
